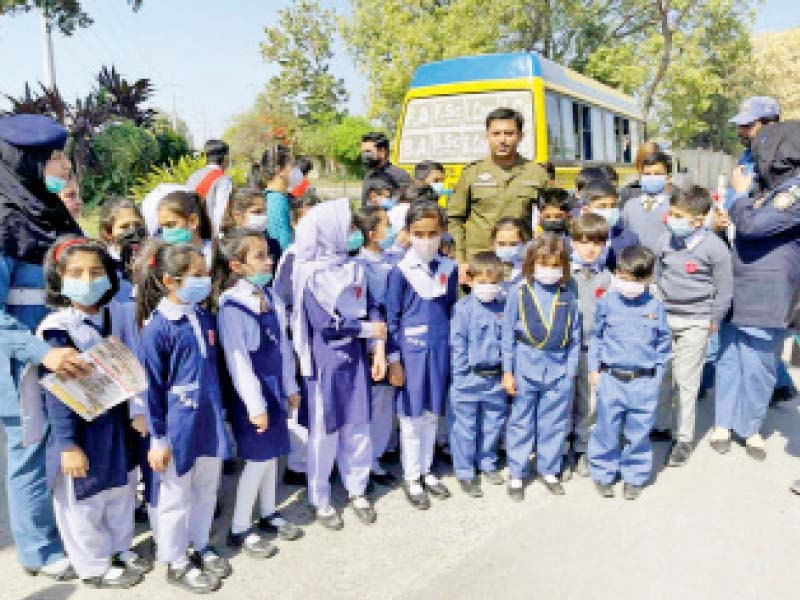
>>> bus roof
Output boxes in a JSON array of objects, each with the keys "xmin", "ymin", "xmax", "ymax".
[{"xmin": 409, "ymin": 52, "xmax": 641, "ymax": 120}]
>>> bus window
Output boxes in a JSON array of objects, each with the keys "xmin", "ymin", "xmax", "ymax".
[
  {"xmin": 622, "ymin": 118, "xmax": 632, "ymax": 163},
  {"xmin": 573, "ymin": 103, "xmax": 593, "ymax": 161},
  {"xmin": 560, "ymin": 96, "xmax": 576, "ymax": 160},
  {"xmin": 397, "ymin": 90, "xmax": 535, "ymax": 164},
  {"xmin": 545, "ymin": 91, "xmax": 564, "ymax": 160},
  {"xmin": 591, "ymin": 107, "xmax": 605, "ymax": 161},
  {"xmin": 604, "ymin": 111, "xmax": 617, "ymax": 163}
]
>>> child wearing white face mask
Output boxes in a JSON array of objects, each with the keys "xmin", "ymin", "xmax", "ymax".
[
  {"xmin": 492, "ymin": 217, "xmax": 532, "ymax": 295},
  {"xmin": 501, "ymin": 233, "xmax": 582, "ymax": 500},
  {"xmin": 221, "ymin": 188, "xmax": 282, "ymax": 267},
  {"xmin": 588, "ymin": 246, "xmax": 671, "ymax": 501},
  {"xmin": 449, "ymin": 252, "xmax": 508, "ymax": 498},
  {"xmin": 386, "ymin": 202, "xmax": 459, "ymax": 510}
]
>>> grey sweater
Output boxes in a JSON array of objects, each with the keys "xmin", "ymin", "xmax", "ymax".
[
  {"xmin": 621, "ymin": 194, "xmax": 669, "ymax": 252},
  {"xmin": 571, "ymin": 266, "xmax": 612, "ymax": 345},
  {"xmin": 655, "ymin": 230, "xmax": 733, "ymax": 322}
]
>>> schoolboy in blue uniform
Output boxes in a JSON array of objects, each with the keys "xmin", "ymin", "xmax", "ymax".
[
  {"xmin": 502, "ymin": 233, "xmax": 582, "ymax": 500},
  {"xmin": 582, "ymin": 179, "xmax": 640, "ymax": 271},
  {"xmin": 450, "ymin": 252, "xmax": 508, "ymax": 497},
  {"xmin": 588, "ymin": 246, "xmax": 671, "ymax": 500}
]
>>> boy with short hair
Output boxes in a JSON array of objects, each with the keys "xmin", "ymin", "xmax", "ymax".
[
  {"xmin": 656, "ymin": 186, "xmax": 732, "ymax": 466},
  {"xmin": 583, "ymin": 179, "xmax": 640, "ymax": 271},
  {"xmin": 588, "ymin": 246, "xmax": 671, "ymax": 500},
  {"xmin": 449, "ymin": 252, "xmax": 508, "ymax": 497},
  {"xmin": 365, "ymin": 180, "xmax": 394, "ymax": 209},
  {"xmin": 621, "ymin": 152, "xmax": 673, "ymax": 252},
  {"xmin": 568, "ymin": 213, "xmax": 613, "ymax": 476},
  {"xmin": 537, "ymin": 188, "xmax": 572, "ymax": 235}
]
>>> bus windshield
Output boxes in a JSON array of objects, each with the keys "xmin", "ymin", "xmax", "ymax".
[{"xmin": 397, "ymin": 90, "xmax": 535, "ymax": 164}]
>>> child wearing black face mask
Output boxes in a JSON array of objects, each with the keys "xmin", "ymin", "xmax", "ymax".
[{"xmin": 537, "ymin": 188, "xmax": 572, "ymax": 236}]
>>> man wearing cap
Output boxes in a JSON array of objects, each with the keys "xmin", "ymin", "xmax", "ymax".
[
  {"xmin": 185, "ymin": 138, "xmax": 233, "ymax": 236},
  {"xmin": 0, "ymin": 114, "xmax": 85, "ymax": 578}
]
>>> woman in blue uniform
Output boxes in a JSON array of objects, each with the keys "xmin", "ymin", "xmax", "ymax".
[
  {"xmin": 292, "ymin": 198, "xmax": 385, "ymax": 530},
  {"xmin": 0, "ymin": 114, "xmax": 83, "ymax": 578},
  {"xmin": 217, "ymin": 230, "xmax": 302, "ymax": 557},
  {"xmin": 39, "ymin": 237, "xmax": 150, "ymax": 588},
  {"xmin": 502, "ymin": 233, "xmax": 582, "ymax": 500},
  {"xmin": 134, "ymin": 241, "xmax": 229, "ymax": 594},
  {"xmin": 386, "ymin": 202, "xmax": 458, "ymax": 510}
]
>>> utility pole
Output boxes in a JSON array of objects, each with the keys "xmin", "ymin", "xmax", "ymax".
[{"xmin": 41, "ymin": 3, "xmax": 56, "ymax": 91}]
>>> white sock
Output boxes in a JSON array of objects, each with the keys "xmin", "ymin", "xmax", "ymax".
[
  {"xmin": 317, "ymin": 505, "xmax": 336, "ymax": 518},
  {"xmin": 351, "ymin": 496, "xmax": 370, "ymax": 509},
  {"xmin": 423, "ymin": 474, "xmax": 440, "ymax": 486},
  {"xmin": 510, "ymin": 478, "xmax": 523, "ymax": 489},
  {"xmin": 103, "ymin": 566, "xmax": 126, "ymax": 581},
  {"xmin": 407, "ymin": 481, "xmax": 424, "ymax": 495},
  {"xmin": 171, "ymin": 557, "xmax": 190, "ymax": 571},
  {"xmin": 543, "ymin": 474, "xmax": 558, "ymax": 484}
]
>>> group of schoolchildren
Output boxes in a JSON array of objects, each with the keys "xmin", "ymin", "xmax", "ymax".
[{"xmin": 29, "ymin": 146, "xmax": 739, "ymax": 593}]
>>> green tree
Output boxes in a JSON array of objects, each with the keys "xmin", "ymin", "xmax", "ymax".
[
  {"xmin": 151, "ymin": 112, "xmax": 192, "ymax": 166},
  {"xmin": 0, "ymin": 0, "xmax": 142, "ymax": 35},
  {"xmin": 261, "ymin": 0, "xmax": 347, "ymax": 127},
  {"xmin": 298, "ymin": 115, "xmax": 374, "ymax": 176}
]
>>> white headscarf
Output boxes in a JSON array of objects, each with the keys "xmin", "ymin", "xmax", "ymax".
[
  {"xmin": 291, "ymin": 198, "xmax": 365, "ymax": 376},
  {"xmin": 141, "ymin": 183, "xmax": 191, "ymax": 236}
]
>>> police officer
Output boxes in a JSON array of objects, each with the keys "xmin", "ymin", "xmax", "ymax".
[
  {"xmin": 711, "ymin": 121, "xmax": 800, "ymax": 461},
  {"xmin": 447, "ymin": 107, "xmax": 547, "ymax": 281},
  {"xmin": 361, "ymin": 132, "xmax": 412, "ymax": 206}
]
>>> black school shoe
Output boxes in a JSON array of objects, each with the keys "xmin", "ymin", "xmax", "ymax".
[
  {"xmin": 459, "ymin": 478, "xmax": 483, "ymax": 498},
  {"xmin": 380, "ymin": 449, "xmax": 401, "ymax": 464},
  {"xmin": 167, "ymin": 562, "xmax": 220, "ymax": 594},
  {"xmin": 403, "ymin": 481, "xmax": 431, "ymax": 510},
  {"xmin": 193, "ymin": 546, "xmax": 232, "ymax": 579},
  {"xmin": 423, "ymin": 476, "xmax": 451, "ymax": 499},
  {"xmin": 574, "ymin": 453, "xmax": 590, "ymax": 477},
  {"xmin": 623, "ymin": 483, "xmax": 643, "ymax": 500},
  {"xmin": 350, "ymin": 496, "xmax": 378, "ymax": 525},
  {"xmin": 227, "ymin": 529, "xmax": 278, "ymax": 559},
  {"xmin": 594, "ymin": 481, "xmax": 615, "ymax": 498},
  {"xmin": 112, "ymin": 550, "xmax": 153, "ymax": 574},
  {"xmin": 649, "ymin": 428, "xmax": 673, "ymax": 442},
  {"xmin": 370, "ymin": 470, "xmax": 398, "ymax": 486},
  {"xmin": 667, "ymin": 441, "xmax": 693, "ymax": 467},
  {"xmin": 542, "ymin": 478, "xmax": 566, "ymax": 496},
  {"xmin": 481, "ymin": 470, "xmax": 504, "ymax": 486},
  {"xmin": 507, "ymin": 482, "xmax": 524, "ymax": 502},
  {"xmin": 258, "ymin": 512, "xmax": 302, "ymax": 540},
  {"xmin": 745, "ymin": 444, "xmax": 767, "ymax": 462},
  {"xmin": 283, "ymin": 468, "xmax": 307, "ymax": 486},
  {"xmin": 83, "ymin": 567, "xmax": 143, "ymax": 589},
  {"xmin": 316, "ymin": 508, "xmax": 344, "ymax": 531},
  {"xmin": 709, "ymin": 438, "xmax": 731, "ymax": 455},
  {"xmin": 24, "ymin": 562, "xmax": 78, "ymax": 581}
]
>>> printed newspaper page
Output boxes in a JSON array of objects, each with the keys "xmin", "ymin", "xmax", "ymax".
[{"xmin": 40, "ymin": 336, "xmax": 147, "ymax": 421}]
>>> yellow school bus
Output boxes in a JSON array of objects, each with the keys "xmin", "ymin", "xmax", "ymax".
[{"xmin": 392, "ymin": 52, "xmax": 644, "ymax": 193}]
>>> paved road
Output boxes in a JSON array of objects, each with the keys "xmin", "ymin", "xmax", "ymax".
[{"xmin": 2, "ymin": 390, "xmax": 799, "ymax": 600}]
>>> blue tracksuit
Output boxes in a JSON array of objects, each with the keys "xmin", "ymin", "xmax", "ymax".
[
  {"xmin": 385, "ymin": 259, "xmax": 459, "ymax": 418},
  {"xmin": 588, "ymin": 291, "xmax": 671, "ymax": 485},
  {"xmin": 449, "ymin": 293, "xmax": 507, "ymax": 480},
  {"xmin": 714, "ymin": 177, "xmax": 800, "ymax": 437},
  {"xmin": 502, "ymin": 280, "xmax": 581, "ymax": 478}
]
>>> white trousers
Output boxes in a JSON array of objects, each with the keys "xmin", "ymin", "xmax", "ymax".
[
  {"xmin": 287, "ymin": 406, "xmax": 308, "ymax": 473},
  {"xmin": 370, "ymin": 385, "xmax": 395, "ymax": 470},
  {"xmin": 53, "ymin": 472, "xmax": 136, "ymax": 578},
  {"xmin": 399, "ymin": 411, "xmax": 438, "ymax": 482},
  {"xmin": 307, "ymin": 381, "xmax": 371, "ymax": 508},
  {"xmin": 231, "ymin": 459, "xmax": 277, "ymax": 535},
  {"xmin": 156, "ymin": 456, "xmax": 221, "ymax": 564}
]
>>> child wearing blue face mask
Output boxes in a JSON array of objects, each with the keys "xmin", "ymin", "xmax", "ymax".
[
  {"xmin": 39, "ymin": 236, "xmax": 151, "ymax": 589},
  {"xmin": 655, "ymin": 187, "xmax": 732, "ymax": 467},
  {"xmin": 134, "ymin": 241, "xmax": 228, "ymax": 594},
  {"xmin": 621, "ymin": 152, "xmax": 672, "ymax": 253},
  {"xmin": 354, "ymin": 206, "xmax": 399, "ymax": 485},
  {"xmin": 157, "ymin": 191, "xmax": 215, "ymax": 269},
  {"xmin": 215, "ymin": 230, "xmax": 302, "ymax": 559},
  {"xmin": 365, "ymin": 180, "xmax": 395, "ymax": 210},
  {"xmin": 491, "ymin": 217, "xmax": 531, "ymax": 294},
  {"xmin": 583, "ymin": 180, "xmax": 640, "ymax": 272}
]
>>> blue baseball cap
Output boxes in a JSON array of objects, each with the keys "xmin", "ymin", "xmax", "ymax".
[
  {"xmin": 0, "ymin": 114, "xmax": 68, "ymax": 151},
  {"xmin": 729, "ymin": 96, "xmax": 780, "ymax": 126}
]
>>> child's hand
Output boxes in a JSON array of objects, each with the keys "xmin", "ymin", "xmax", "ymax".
[
  {"xmin": 61, "ymin": 446, "xmax": 89, "ymax": 478},
  {"xmin": 42, "ymin": 347, "xmax": 93, "ymax": 379},
  {"xmin": 388, "ymin": 362, "xmax": 405, "ymax": 387},
  {"xmin": 131, "ymin": 414, "xmax": 148, "ymax": 437},
  {"xmin": 372, "ymin": 352, "xmax": 387, "ymax": 381},
  {"xmin": 370, "ymin": 322, "xmax": 387, "ymax": 340},
  {"xmin": 502, "ymin": 372, "xmax": 517, "ymax": 396},
  {"xmin": 709, "ymin": 322, "xmax": 718, "ymax": 334},
  {"xmin": 590, "ymin": 371, "xmax": 600, "ymax": 388},
  {"xmin": 148, "ymin": 447, "xmax": 172, "ymax": 473},
  {"xmin": 250, "ymin": 412, "xmax": 269, "ymax": 434},
  {"xmin": 287, "ymin": 394, "xmax": 301, "ymax": 409},
  {"xmin": 731, "ymin": 165, "xmax": 754, "ymax": 194}
]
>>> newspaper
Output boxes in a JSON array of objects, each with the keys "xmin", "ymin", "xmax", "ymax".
[{"xmin": 40, "ymin": 336, "xmax": 147, "ymax": 421}]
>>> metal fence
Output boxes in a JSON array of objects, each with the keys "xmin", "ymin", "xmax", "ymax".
[{"xmin": 673, "ymin": 148, "xmax": 737, "ymax": 191}]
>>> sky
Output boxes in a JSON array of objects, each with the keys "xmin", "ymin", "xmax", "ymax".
[{"xmin": 0, "ymin": 0, "xmax": 798, "ymax": 147}]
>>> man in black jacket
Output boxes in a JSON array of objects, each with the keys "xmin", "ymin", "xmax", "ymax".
[{"xmin": 360, "ymin": 132, "xmax": 411, "ymax": 206}]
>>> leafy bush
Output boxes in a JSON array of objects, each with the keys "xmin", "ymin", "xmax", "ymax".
[{"xmin": 131, "ymin": 154, "xmax": 248, "ymax": 201}]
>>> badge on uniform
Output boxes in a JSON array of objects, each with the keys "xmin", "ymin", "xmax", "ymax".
[
  {"xmin": 208, "ymin": 330, "xmax": 216, "ymax": 346},
  {"xmin": 595, "ymin": 287, "xmax": 606, "ymax": 298},
  {"xmin": 355, "ymin": 286, "xmax": 363, "ymax": 300},
  {"xmin": 685, "ymin": 261, "xmax": 698, "ymax": 274},
  {"xmin": 439, "ymin": 274, "xmax": 447, "ymax": 286},
  {"xmin": 773, "ymin": 187, "xmax": 799, "ymax": 210},
  {"xmin": 473, "ymin": 172, "xmax": 497, "ymax": 188}
]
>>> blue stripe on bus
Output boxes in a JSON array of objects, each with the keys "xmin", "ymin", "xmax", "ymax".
[{"xmin": 410, "ymin": 53, "xmax": 541, "ymax": 88}]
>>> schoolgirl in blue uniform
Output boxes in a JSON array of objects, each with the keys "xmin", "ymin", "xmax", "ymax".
[
  {"xmin": 386, "ymin": 202, "xmax": 458, "ymax": 510},
  {"xmin": 134, "ymin": 240, "xmax": 228, "ymax": 594},
  {"xmin": 492, "ymin": 217, "xmax": 531, "ymax": 295},
  {"xmin": 502, "ymin": 233, "xmax": 582, "ymax": 500},
  {"xmin": 156, "ymin": 190, "xmax": 215, "ymax": 269},
  {"xmin": 292, "ymin": 198, "xmax": 385, "ymax": 530},
  {"xmin": 354, "ymin": 205, "xmax": 399, "ymax": 486},
  {"xmin": 216, "ymin": 230, "xmax": 302, "ymax": 557},
  {"xmin": 450, "ymin": 251, "xmax": 508, "ymax": 498},
  {"xmin": 38, "ymin": 236, "xmax": 150, "ymax": 588},
  {"xmin": 98, "ymin": 198, "xmax": 146, "ymax": 303}
]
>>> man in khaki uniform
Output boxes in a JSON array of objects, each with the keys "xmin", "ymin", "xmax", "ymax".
[{"xmin": 448, "ymin": 107, "xmax": 547, "ymax": 280}]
